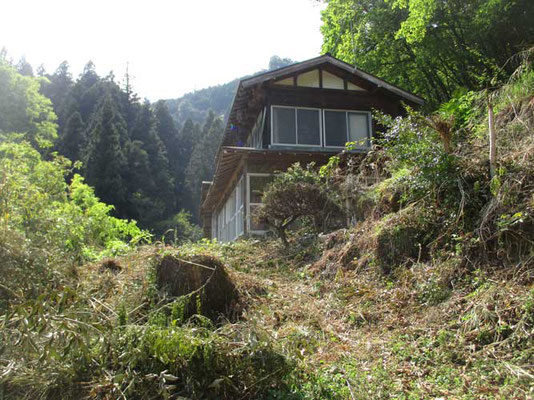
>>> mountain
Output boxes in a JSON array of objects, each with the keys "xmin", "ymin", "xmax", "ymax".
[{"xmin": 161, "ymin": 55, "xmax": 295, "ymax": 127}]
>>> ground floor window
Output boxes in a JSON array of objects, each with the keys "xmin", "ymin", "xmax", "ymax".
[
  {"xmin": 211, "ymin": 173, "xmax": 274, "ymax": 241},
  {"xmin": 213, "ymin": 176, "xmax": 245, "ymax": 242},
  {"xmin": 247, "ymin": 174, "xmax": 273, "ymax": 233}
]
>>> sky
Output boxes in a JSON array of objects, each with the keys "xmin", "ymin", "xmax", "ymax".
[{"xmin": 1, "ymin": 0, "xmax": 326, "ymax": 101}]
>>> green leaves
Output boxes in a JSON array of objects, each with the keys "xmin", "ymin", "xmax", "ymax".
[
  {"xmin": 390, "ymin": 0, "xmax": 437, "ymax": 43},
  {"xmin": 0, "ymin": 61, "xmax": 57, "ymax": 148},
  {"xmin": 320, "ymin": 0, "xmax": 534, "ymax": 109}
]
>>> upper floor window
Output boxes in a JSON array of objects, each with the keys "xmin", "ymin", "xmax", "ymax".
[
  {"xmin": 272, "ymin": 106, "xmax": 321, "ymax": 146},
  {"xmin": 247, "ymin": 108, "xmax": 265, "ymax": 149},
  {"xmin": 324, "ymin": 110, "xmax": 371, "ymax": 148},
  {"xmin": 271, "ymin": 105, "xmax": 371, "ymax": 149}
]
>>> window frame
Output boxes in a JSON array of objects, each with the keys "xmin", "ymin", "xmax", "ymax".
[
  {"xmin": 246, "ymin": 173, "xmax": 272, "ymax": 235},
  {"xmin": 322, "ymin": 109, "xmax": 372, "ymax": 149},
  {"xmin": 270, "ymin": 105, "xmax": 372, "ymax": 150},
  {"xmin": 270, "ymin": 105, "xmax": 323, "ymax": 148}
]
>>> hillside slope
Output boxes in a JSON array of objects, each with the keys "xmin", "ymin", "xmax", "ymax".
[{"xmin": 2, "ymin": 56, "xmax": 533, "ymax": 399}]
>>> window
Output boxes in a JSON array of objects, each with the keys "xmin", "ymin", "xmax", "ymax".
[
  {"xmin": 213, "ymin": 176, "xmax": 245, "ymax": 242},
  {"xmin": 272, "ymin": 106, "xmax": 321, "ymax": 146},
  {"xmin": 297, "ymin": 109, "xmax": 321, "ymax": 145},
  {"xmin": 248, "ymin": 108, "xmax": 265, "ymax": 149},
  {"xmin": 348, "ymin": 112, "xmax": 370, "ymax": 147},
  {"xmin": 247, "ymin": 174, "xmax": 273, "ymax": 233},
  {"xmin": 323, "ymin": 110, "xmax": 347, "ymax": 147},
  {"xmin": 323, "ymin": 110, "xmax": 370, "ymax": 148},
  {"xmin": 273, "ymin": 107, "xmax": 295, "ymax": 144}
]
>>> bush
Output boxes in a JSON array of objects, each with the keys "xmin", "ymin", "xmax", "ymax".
[
  {"xmin": 0, "ymin": 141, "xmax": 150, "ymax": 306},
  {"xmin": 256, "ymin": 163, "xmax": 342, "ymax": 246},
  {"xmin": 155, "ymin": 209, "xmax": 203, "ymax": 244}
]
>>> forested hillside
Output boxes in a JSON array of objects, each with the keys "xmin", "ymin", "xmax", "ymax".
[
  {"xmin": 162, "ymin": 55, "xmax": 295, "ymax": 126},
  {"xmin": 0, "ymin": 53, "xmax": 227, "ymax": 234}
]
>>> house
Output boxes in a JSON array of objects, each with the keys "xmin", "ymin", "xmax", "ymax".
[{"xmin": 200, "ymin": 54, "xmax": 424, "ymax": 242}]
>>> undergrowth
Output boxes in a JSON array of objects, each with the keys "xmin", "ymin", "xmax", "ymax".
[{"xmin": 1, "ymin": 54, "xmax": 534, "ymax": 399}]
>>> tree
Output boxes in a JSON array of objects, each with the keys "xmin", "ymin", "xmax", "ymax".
[
  {"xmin": 128, "ymin": 101, "xmax": 176, "ymax": 224},
  {"xmin": 320, "ymin": 0, "xmax": 534, "ymax": 108},
  {"xmin": 257, "ymin": 163, "xmax": 341, "ymax": 246},
  {"xmin": 0, "ymin": 60, "xmax": 57, "ymax": 148},
  {"xmin": 268, "ymin": 55, "xmax": 295, "ymax": 70},
  {"xmin": 41, "ymin": 61, "xmax": 73, "ymax": 117},
  {"xmin": 83, "ymin": 95, "xmax": 128, "ymax": 214},
  {"xmin": 58, "ymin": 111, "xmax": 85, "ymax": 161},
  {"xmin": 16, "ymin": 56, "xmax": 34, "ymax": 77},
  {"xmin": 184, "ymin": 111, "xmax": 223, "ymax": 221}
]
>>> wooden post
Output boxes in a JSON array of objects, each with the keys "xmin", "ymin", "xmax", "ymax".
[{"xmin": 488, "ymin": 98, "xmax": 496, "ymax": 178}]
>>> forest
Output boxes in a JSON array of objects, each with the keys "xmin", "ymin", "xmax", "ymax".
[
  {"xmin": 0, "ymin": 52, "xmax": 295, "ymax": 238},
  {"xmin": 1, "ymin": 0, "xmax": 533, "ymax": 399}
]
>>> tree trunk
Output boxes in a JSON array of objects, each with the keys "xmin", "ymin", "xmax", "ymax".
[{"xmin": 278, "ymin": 227, "xmax": 288, "ymax": 247}]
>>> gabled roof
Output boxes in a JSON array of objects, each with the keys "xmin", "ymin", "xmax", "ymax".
[
  {"xmin": 221, "ymin": 53, "xmax": 424, "ymax": 148},
  {"xmin": 240, "ymin": 54, "xmax": 424, "ymax": 104}
]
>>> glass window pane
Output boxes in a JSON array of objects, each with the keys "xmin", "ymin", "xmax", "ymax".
[
  {"xmin": 272, "ymin": 107, "xmax": 296, "ymax": 144},
  {"xmin": 324, "ymin": 110, "xmax": 347, "ymax": 147},
  {"xmin": 348, "ymin": 113, "xmax": 370, "ymax": 147},
  {"xmin": 241, "ymin": 177, "xmax": 246, "ymax": 208},
  {"xmin": 249, "ymin": 175, "xmax": 273, "ymax": 203},
  {"xmin": 297, "ymin": 109, "xmax": 320, "ymax": 145}
]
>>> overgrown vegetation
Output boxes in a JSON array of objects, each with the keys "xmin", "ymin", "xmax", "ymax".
[
  {"xmin": 2, "ymin": 5, "xmax": 534, "ymax": 397},
  {"xmin": 321, "ymin": 0, "xmax": 534, "ymax": 109},
  {"xmin": 2, "ymin": 54, "xmax": 532, "ymax": 398}
]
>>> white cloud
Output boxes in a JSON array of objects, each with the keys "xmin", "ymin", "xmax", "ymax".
[{"xmin": 1, "ymin": 0, "xmax": 326, "ymax": 100}]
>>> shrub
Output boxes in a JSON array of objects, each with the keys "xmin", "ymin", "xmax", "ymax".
[
  {"xmin": 0, "ymin": 141, "xmax": 150, "ymax": 306},
  {"xmin": 155, "ymin": 209, "xmax": 203, "ymax": 244},
  {"xmin": 256, "ymin": 163, "xmax": 342, "ymax": 246},
  {"xmin": 375, "ymin": 109, "xmax": 462, "ymax": 207}
]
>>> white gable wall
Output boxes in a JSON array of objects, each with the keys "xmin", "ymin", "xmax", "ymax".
[
  {"xmin": 273, "ymin": 68, "xmax": 367, "ymax": 92},
  {"xmin": 322, "ymin": 70, "xmax": 344, "ymax": 89}
]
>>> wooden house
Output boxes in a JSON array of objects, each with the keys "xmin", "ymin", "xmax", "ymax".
[{"xmin": 200, "ymin": 54, "xmax": 423, "ymax": 241}]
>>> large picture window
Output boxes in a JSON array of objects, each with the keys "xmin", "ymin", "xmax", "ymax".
[
  {"xmin": 271, "ymin": 106, "xmax": 371, "ymax": 149},
  {"xmin": 272, "ymin": 106, "xmax": 321, "ymax": 146}
]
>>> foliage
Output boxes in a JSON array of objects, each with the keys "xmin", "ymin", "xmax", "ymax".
[
  {"xmin": 321, "ymin": 0, "xmax": 534, "ymax": 109},
  {"xmin": 374, "ymin": 109, "xmax": 462, "ymax": 206},
  {"xmin": 0, "ymin": 59, "xmax": 57, "ymax": 148},
  {"xmin": 156, "ymin": 209, "xmax": 203, "ymax": 244},
  {"xmin": 257, "ymin": 163, "xmax": 342, "ymax": 246},
  {"xmin": 0, "ymin": 141, "xmax": 150, "ymax": 305}
]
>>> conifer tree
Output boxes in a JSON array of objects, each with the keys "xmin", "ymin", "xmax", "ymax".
[
  {"xmin": 16, "ymin": 57, "xmax": 34, "ymax": 77},
  {"xmin": 184, "ymin": 111, "xmax": 223, "ymax": 220},
  {"xmin": 84, "ymin": 95, "xmax": 128, "ymax": 215},
  {"xmin": 58, "ymin": 111, "xmax": 85, "ymax": 161},
  {"xmin": 130, "ymin": 102, "xmax": 176, "ymax": 219}
]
